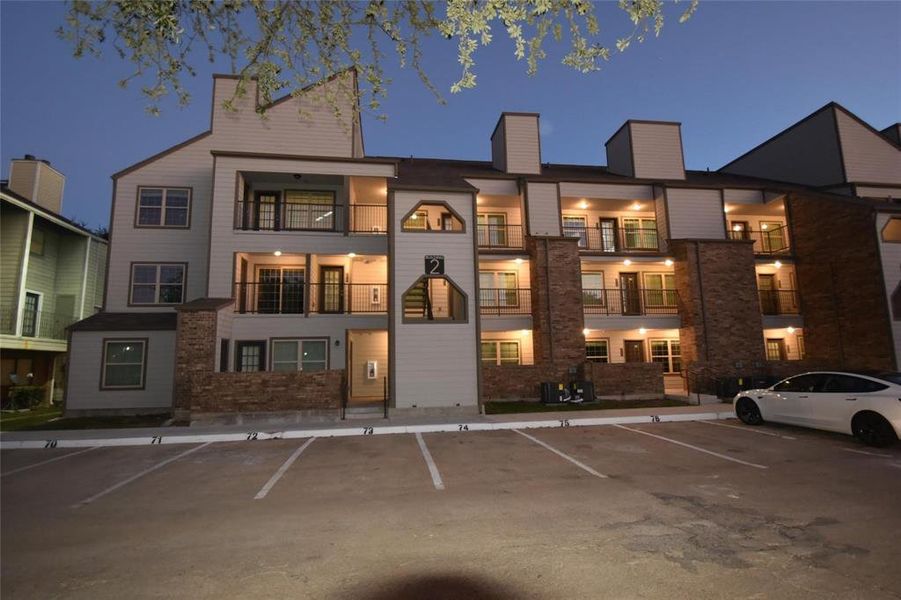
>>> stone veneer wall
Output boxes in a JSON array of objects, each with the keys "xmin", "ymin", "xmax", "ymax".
[
  {"xmin": 585, "ymin": 362, "xmax": 665, "ymax": 397},
  {"xmin": 787, "ymin": 192, "xmax": 896, "ymax": 372},
  {"xmin": 671, "ymin": 238, "xmax": 767, "ymax": 393},
  {"xmin": 174, "ymin": 302, "xmax": 343, "ymax": 417},
  {"xmin": 527, "ymin": 235, "xmax": 586, "ymax": 366},
  {"xmin": 481, "ymin": 362, "xmax": 664, "ymax": 401}
]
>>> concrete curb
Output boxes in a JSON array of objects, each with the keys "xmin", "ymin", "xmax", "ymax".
[{"xmin": 1, "ymin": 410, "xmax": 737, "ymax": 450}]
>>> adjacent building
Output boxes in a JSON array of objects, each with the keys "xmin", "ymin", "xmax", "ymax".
[
  {"xmin": 1, "ymin": 157, "xmax": 108, "ymax": 404},
  {"xmin": 66, "ymin": 71, "xmax": 900, "ymax": 419}
]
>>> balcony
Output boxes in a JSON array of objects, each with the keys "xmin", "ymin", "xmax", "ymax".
[
  {"xmin": 479, "ymin": 288, "xmax": 532, "ymax": 315},
  {"xmin": 477, "ymin": 224, "xmax": 524, "ymax": 250},
  {"xmin": 728, "ymin": 225, "xmax": 790, "ymax": 255},
  {"xmin": 234, "ymin": 282, "xmax": 388, "ymax": 314},
  {"xmin": 235, "ymin": 201, "xmax": 387, "ymax": 234},
  {"xmin": 582, "ymin": 288, "xmax": 679, "ymax": 316},
  {"xmin": 563, "ymin": 225, "xmax": 660, "ymax": 253},
  {"xmin": 759, "ymin": 289, "xmax": 800, "ymax": 315},
  {"xmin": 0, "ymin": 309, "xmax": 74, "ymax": 340}
]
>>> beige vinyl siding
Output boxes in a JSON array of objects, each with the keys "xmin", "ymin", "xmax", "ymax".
[
  {"xmin": 835, "ymin": 111, "xmax": 901, "ymax": 185},
  {"xmin": 723, "ymin": 189, "xmax": 765, "ymax": 204},
  {"xmin": 53, "ymin": 233, "xmax": 88, "ymax": 319},
  {"xmin": 66, "ymin": 329, "xmax": 175, "ymax": 411},
  {"xmin": 665, "ymin": 188, "xmax": 725, "ymax": 239},
  {"xmin": 349, "ymin": 330, "xmax": 388, "ymax": 398},
  {"xmin": 856, "ymin": 186, "xmax": 901, "ymax": 199},
  {"xmin": 34, "ymin": 165, "xmax": 65, "ymax": 213},
  {"xmin": 654, "ymin": 186, "xmax": 669, "ymax": 252},
  {"xmin": 502, "ymin": 115, "xmax": 541, "ymax": 175},
  {"xmin": 210, "ymin": 73, "xmax": 357, "ymax": 158},
  {"xmin": 207, "ymin": 156, "xmax": 390, "ymax": 297},
  {"xmin": 392, "ymin": 190, "xmax": 478, "ymax": 409},
  {"xmin": 24, "ymin": 221, "xmax": 62, "ymax": 316},
  {"xmin": 558, "ymin": 183, "xmax": 653, "ymax": 201},
  {"xmin": 86, "ymin": 238, "xmax": 108, "ymax": 313},
  {"xmin": 629, "ymin": 123, "xmax": 685, "ymax": 180},
  {"xmin": 481, "ymin": 331, "xmax": 534, "ymax": 365},
  {"xmin": 107, "ymin": 134, "xmax": 214, "ymax": 311},
  {"xmin": 605, "ymin": 126, "xmax": 634, "ymax": 177},
  {"xmin": 0, "ymin": 203, "xmax": 28, "ymax": 317},
  {"xmin": 722, "ymin": 108, "xmax": 844, "ymax": 186},
  {"xmin": 8, "ymin": 162, "xmax": 37, "ymax": 201},
  {"xmin": 877, "ymin": 213, "xmax": 901, "ymax": 369},
  {"xmin": 466, "ymin": 178, "xmax": 518, "ymax": 196},
  {"xmin": 491, "ymin": 118, "xmax": 508, "ymax": 172},
  {"xmin": 525, "ymin": 182, "xmax": 561, "ymax": 236}
]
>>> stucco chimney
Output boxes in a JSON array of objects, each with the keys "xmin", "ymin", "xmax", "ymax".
[{"xmin": 8, "ymin": 156, "xmax": 66, "ymax": 213}]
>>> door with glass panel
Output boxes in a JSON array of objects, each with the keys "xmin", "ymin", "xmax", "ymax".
[
  {"xmin": 620, "ymin": 272, "xmax": 641, "ymax": 315},
  {"xmin": 758, "ymin": 274, "xmax": 778, "ymax": 315},
  {"xmin": 643, "ymin": 273, "xmax": 676, "ymax": 312},
  {"xmin": 257, "ymin": 267, "xmax": 304, "ymax": 314},
  {"xmin": 760, "ymin": 221, "xmax": 786, "ymax": 253},
  {"xmin": 319, "ymin": 266, "xmax": 345, "ymax": 314},
  {"xmin": 21, "ymin": 292, "xmax": 40, "ymax": 337},
  {"xmin": 479, "ymin": 271, "xmax": 517, "ymax": 310},
  {"xmin": 621, "ymin": 218, "xmax": 657, "ymax": 250},
  {"xmin": 253, "ymin": 191, "xmax": 279, "ymax": 230},
  {"xmin": 477, "ymin": 214, "xmax": 507, "ymax": 247},
  {"xmin": 599, "ymin": 218, "xmax": 617, "ymax": 252},
  {"xmin": 562, "ymin": 216, "xmax": 588, "ymax": 247}
]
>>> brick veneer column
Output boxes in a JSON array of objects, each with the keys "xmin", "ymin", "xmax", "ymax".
[
  {"xmin": 787, "ymin": 192, "xmax": 895, "ymax": 371},
  {"xmin": 173, "ymin": 298, "xmax": 233, "ymax": 420},
  {"xmin": 671, "ymin": 239, "xmax": 766, "ymax": 391},
  {"xmin": 527, "ymin": 235, "xmax": 586, "ymax": 366}
]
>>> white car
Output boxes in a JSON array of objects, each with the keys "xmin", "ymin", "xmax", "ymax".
[{"xmin": 733, "ymin": 371, "xmax": 901, "ymax": 447}]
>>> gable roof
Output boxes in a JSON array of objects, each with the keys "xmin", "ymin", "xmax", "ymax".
[{"xmin": 0, "ymin": 184, "xmax": 107, "ymax": 242}]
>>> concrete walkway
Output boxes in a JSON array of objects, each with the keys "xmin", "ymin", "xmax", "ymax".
[{"xmin": 1, "ymin": 403, "xmax": 736, "ymax": 449}]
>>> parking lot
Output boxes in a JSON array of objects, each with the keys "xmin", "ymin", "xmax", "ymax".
[{"xmin": 2, "ymin": 419, "xmax": 900, "ymax": 599}]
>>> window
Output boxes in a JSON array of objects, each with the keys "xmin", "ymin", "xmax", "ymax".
[
  {"xmin": 760, "ymin": 221, "xmax": 786, "ymax": 252},
  {"xmin": 102, "ymin": 339, "xmax": 146, "ymax": 389},
  {"xmin": 821, "ymin": 374, "xmax": 888, "ymax": 394},
  {"xmin": 477, "ymin": 213, "xmax": 508, "ymax": 246},
  {"xmin": 882, "ymin": 218, "xmax": 901, "ymax": 242},
  {"xmin": 622, "ymin": 218, "xmax": 657, "ymax": 249},
  {"xmin": 772, "ymin": 374, "xmax": 824, "ymax": 393},
  {"xmin": 796, "ymin": 334, "xmax": 806, "ymax": 360},
  {"xmin": 235, "ymin": 341, "xmax": 266, "ymax": 372},
  {"xmin": 586, "ymin": 339, "xmax": 609, "ymax": 363},
  {"xmin": 271, "ymin": 339, "xmax": 328, "ymax": 372},
  {"xmin": 255, "ymin": 266, "xmax": 304, "ymax": 314},
  {"xmin": 137, "ymin": 187, "xmax": 190, "ymax": 228},
  {"xmin": 643, "ymin": 273, "xmax": 676, "ymax": 307},
  {"xmin": 30, "ymin": 228, "xmax": 45, "ymax": 255},
  {"xmin": 479, "ymin": 271, "xmax": 518, "ymax": 307},
  {"xmin": 650, "ymin": 339, "xmax": 681, "ymax": 373},
  {"xmin": 283, "ymin": 190, "xmax": 336, "ymax": 230},
  {"xmin": 765, "ymin": 338, "xmax": 786, "ymax": 361},
  {"xmin": 21, "ymin": 292, "xmax": 40, "ymax": 337},
  {"xmin": 562, "ymin": 215, "xmax": 587, "ymax": 247},
  {"xmin": 403, "ymin": 275, "xmax": 467, "ymax": 321},
  {"xmin": 581, "ymin": 272, "xmax": 605, "ymax": 308},
  {"xmin": 130, "ymin": 263, "xmax": 186, "ymax": 304},
  {"xmin": 481, "ymin": 341, "xmax": 520, "ymax": 365},
  {"xmin": 402, "ymin": 202, "xmax": 464, "ymax": 232}
]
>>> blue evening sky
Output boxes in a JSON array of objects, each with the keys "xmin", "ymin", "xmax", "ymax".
[{"xmin": 1, "ymin": 1, "xmax": 899, "ymax": 228}]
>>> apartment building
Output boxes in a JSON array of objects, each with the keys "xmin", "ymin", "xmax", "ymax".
[
  {"xmin": 1, "ymin": 157, "xmax": 108, "ymax": 404},
  {"xmin": 65, "ymin": 70, "xmax": 899, "ymax": 419}
]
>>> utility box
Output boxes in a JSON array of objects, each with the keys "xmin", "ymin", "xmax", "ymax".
[{"xmin": 540, "ymin": 382, "xmax": 566, "ymax": 404}]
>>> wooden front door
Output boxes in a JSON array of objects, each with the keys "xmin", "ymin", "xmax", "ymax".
[
  {"xmin": 620, "ymin": 272, "xmax": 641, "ymax": 315},
  {"xmin": 624, "ymin": 340, "xmax": 645, "ymax": 363},
  {"xmin": 319, "ymin": 266, "xmax": 345, "ymax": 313}
]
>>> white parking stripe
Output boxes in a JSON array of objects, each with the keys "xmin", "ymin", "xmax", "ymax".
[
  {"xmin": 254, "ymin": 438, "xmax": 316, "ymax": 500},
  {"xmin": 1, "ymin": 446, "xmax": 100, "ymax": 477},
  {"xmin": 415, "ymin": 433, "xmax": 444, "ymax": 491},
  {"xmin": 73, "ymin": 442, "xmax": 212, "ymax": 508},
  {"xmin": 615, "ymin": 425, "xmax": 768, "ymax": 469},
  {"xmin": 841, "ymin": 447, "xmax": 894, "ymax": 458},
  {"xmin": 697, "ymin": 419, "xmax": 797, "ymax": 440},
  {"xmin": 513, "ymin": 429, "xmax": 608, "ymax": 479}
]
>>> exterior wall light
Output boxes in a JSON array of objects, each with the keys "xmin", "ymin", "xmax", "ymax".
[
  {"xmin": 774, "ymin": 260, "xmax": 782, "ymax": 268},
  {"xmin": 623, "ymin": 259, "xmax": 632, "ymax": 266},
  {"xmin": 787, "ymin": 326, "xmax": 796, "ymax": 334},
  {"xmin": 639, "ymin": 327, "xmax": 647, "ymax": 335},
  {"xmin": 514, "ymin": 258, "xmax": 524, "ymax": 265},
  {"xmin": 582, "ymin": 328, "xmax": 590, "ymax": 336},
  {"xmin": 273, "ymin": 250, "xmax": 282, "ymax": 257},
  {"xmin": 664, "ymin": 259, "xmax": 673, "ymax": 266}
]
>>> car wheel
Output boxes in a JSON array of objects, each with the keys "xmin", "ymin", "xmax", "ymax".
[
  {"xmin": 736, "ymin": 398, "xmax": 763, "ymax": 425},
  {"xmin": 852, "ymin": 412, "xmax": 898, "ymax": 448}
]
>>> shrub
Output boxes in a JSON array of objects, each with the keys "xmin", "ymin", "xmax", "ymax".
[{"xmin": 7, "ymin": 386, "xmax": 45, "ymax": 410}]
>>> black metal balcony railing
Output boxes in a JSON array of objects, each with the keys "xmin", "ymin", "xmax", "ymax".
[
  {"xmin": 234, "ymin": 282, "xmax": 388, "ymax": 314},
  {"xmin": 235, "ymin": 202, "xmax": 387, "ymax": 234},
  {"xmin": 563, "ymin": 226, "xmax": 660, "ymax": 252},
  {"xmin": 477, "ymin": 224, "xmax": 524, "ymax": 249},
  {"xmin": 2, "ymin": 309, "xmax": 75, "ymax": 340},
  {"xmin": 758, "ymin": 289, "xmax": 800, "ymax": 315},
  {"xmin": 728, "ymin": 225, "xmax": 790, "ymax": 254},
  {"xmin": 478, "ymin": 288, "xmax": 532, "ymax": 315},
  {"xmin": 582, "ymin": 288, "xmax": 679, "ymax": 316}
]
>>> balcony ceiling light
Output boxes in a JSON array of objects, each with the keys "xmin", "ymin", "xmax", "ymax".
[
  {"xmin": 582, "ymin": 328, "xmax": 590, "ymax": 336},
  {"xmin": 273, "ymin": 250, "xmax": 282, "ymax": 257},
  {"xmin": 348, "ymin": 252, "xmax": 357, "ymax": 258},
  {"xmin": 630, "ymin": 202, "xmax": 642, "ymax": 211},
  {"xmin": 664, "ymin": 259, "xmax": 673, "ymax": 266},
  {"xmin": 639, "ymin": 327, "xmax": 647, "ymax": 335},
  {"xmin": 578, "ymin": 200, "xmax": 589, "ymax": 209},
  {"xmin": 623, "ymin": 259, "xmax": 632, "ymax": 265},
  {"xmin": 787, "ymin": 326, "xmax": 796, "ymax": 334},
  {"xmin": 514, "ymin": 258, "xmax": 524, "ymax": 265},
  {"xmin": 520, "ymin": 329, "xmax": 529, "ymax": 337},
  {"xmin": 761, "ymin": 223, "xmax": 769, "ymax": 230},
  {"xmin": 774, "ymin": 260, "xmax": 782, "ymax": 268}
]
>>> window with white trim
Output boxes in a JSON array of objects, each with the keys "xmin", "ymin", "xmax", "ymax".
[
  {"xmin": 271, "ymin": 339, "xmax": 328, "ymax": 372},
  {"xmin": 137, "ymin": 187, "xmax": 190, "ymax": 227},
  {"xmin": 649, "ymin": 339, "xmax": 681, "ymax": 373},
  {"xmin": 479, "ymin": 271, "xmax": 518, "ymax": 307},
  {"xmin": 586, "ymin": 339, "xmax": 609, "ymax": 363},
  {"xmin": 102, "ymin": 340, "xmax": 146, "ymax": 389},
  {"xmin": 643, "ymin": 273, "xmax": 676, "ymax": 307},
  {"xmin": 480, "ymin": 340, "xmax": 521, "ymax": 365},
  {"xmin": 130, "ymin": 263, "xmax": 185, "ymax": 304},
  {"xmin": 562, "ymin": 215, "xmax": 588, "ymax": 247}
]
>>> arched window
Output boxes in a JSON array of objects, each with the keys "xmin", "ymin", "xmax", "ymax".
[
  {"xmin": 402, "ymin": 275, "xmax": 468, "ymax": 322},
  {"xmin": 401, "ymin": 201, "xmax": 465, "ymax": 232}
]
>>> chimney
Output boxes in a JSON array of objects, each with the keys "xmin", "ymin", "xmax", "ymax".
[
  {"xmin": 490, "ymin": 112, "xmax": 542, "ymax": 174},
  {"xmin": 605, "ymin": 120, "xmax": 686, "ymax": 180},
  {"xmin": 210, "ymin": 74, "xmax": 259, "ymax": 133},
  {"xmin": 8, "ymin": 156, "xmax": 66, "ymax": 213}
]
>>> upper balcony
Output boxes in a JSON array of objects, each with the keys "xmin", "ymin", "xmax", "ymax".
[
  {"xmin": 724, "ymin": 194, "xmax": 790, "ymax": 256},
  {"xmin": 560, "ymin": 196, "xmax": 663, "ymax": 254},
  {"xmin": 477, "ymin": 194, "xmax": 525, "ymax": 251},
  {"xmin": 233, "ymin": 173, "xmax": 387, "ymax": 235},
  {"xmin": 582, "ymin": 288, "xmax": 679, "ymax": 316}
]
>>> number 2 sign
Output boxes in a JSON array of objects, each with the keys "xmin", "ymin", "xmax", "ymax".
[{"xmin": 424, "ymin": 255, "xmax": 445, "ymax": 275}]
